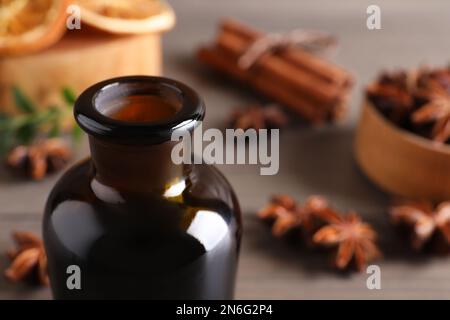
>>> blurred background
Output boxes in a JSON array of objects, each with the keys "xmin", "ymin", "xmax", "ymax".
[{"xmin": 1, "ymin": 0, "xmax": 450, "ymax": 299}]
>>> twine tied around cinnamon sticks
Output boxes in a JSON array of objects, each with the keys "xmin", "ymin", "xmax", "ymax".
[
  {"xmin": 238, "ymin": 30, "xmax": 337, "ymax": 70},
  {"xmin": 197, "ymin": 19, "xmax": 353, "ymax": 124}
]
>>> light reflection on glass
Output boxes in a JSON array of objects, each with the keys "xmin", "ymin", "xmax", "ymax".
[
  {"xmin": 52, "ymin": 201, "xmax": 103, "ymax": 257},
  {"xmin": 91, "ymin": 178, "xmax": 125, "ymax": 204},
  {"xmin": 187, "ymin": 210, "xmax": 229, "ymax": 251},
  {"xmin": 163, "ymin": 179, "xmax": 186, "ymax": 198}
]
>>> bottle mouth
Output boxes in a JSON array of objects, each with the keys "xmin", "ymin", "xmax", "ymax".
[{"xmin": 74, "ymin": 76, "xmax": 205, "ymax": 144}]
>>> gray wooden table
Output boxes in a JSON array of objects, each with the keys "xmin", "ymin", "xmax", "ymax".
[{"xmin": 1, "ymin": 0, "xmax": 450, "ymax": 299}]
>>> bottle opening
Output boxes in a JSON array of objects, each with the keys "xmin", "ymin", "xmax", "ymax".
[
  {"xmin": 94, "ymin": 80, "xmax": 183, "ymax": 123},
  {"xmin": 75, "ymin": 76, "xmax": 204, "ymax": 144},
  {"xmin": 102, "ymin": 95, "xmax": 179, "ymax": 123}
]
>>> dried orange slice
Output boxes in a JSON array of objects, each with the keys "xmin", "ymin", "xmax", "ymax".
[
  {"xmin": 75, "ymin": 0, "xmax": 175, "ymax": 34},
  {"xmin": 0, "ymin": 0, "xmax": 69, "ymax": 56}
]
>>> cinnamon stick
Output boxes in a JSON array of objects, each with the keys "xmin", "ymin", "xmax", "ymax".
[
  {"xmin": 221, "ymin": 19, "xmax": 352, "ymax": 88},
  {"xmin": 197, "ymin": 47, "xmax": 327, "ymax": 122},
  {"xmin": 197, "ymin": 19, "xmax": 353, "ymax": 123},
  {"xmin": 216, "ymin": 30, "xmax": 341, "ymax": 107}
]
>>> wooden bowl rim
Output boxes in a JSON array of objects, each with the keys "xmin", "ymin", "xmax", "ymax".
[{"xmin": 363, "ymin": 100, "xmax": 450, "ymax": 156}]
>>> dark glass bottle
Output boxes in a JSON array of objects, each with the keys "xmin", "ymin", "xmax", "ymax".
[{"xmin": 43, "ymin": 76, "xmax": 242, "ymax": 299}]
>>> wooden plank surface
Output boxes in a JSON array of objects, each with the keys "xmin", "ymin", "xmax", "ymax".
[{"xmin": 1, "ymin": 0, "xmax": 450, "ymax": 299}]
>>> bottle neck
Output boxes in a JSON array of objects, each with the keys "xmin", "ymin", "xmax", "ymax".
[{"xmin": 89, "ymin": 137, "xmax": 185, "ymax": 193}]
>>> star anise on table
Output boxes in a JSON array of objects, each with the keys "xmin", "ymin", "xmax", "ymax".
[
  {"xmin": 258, "ymin": 194, "xmax": 329, "ymax": 237},
  {"xmin": 230, "ymin": 104, "xmax": 289, "ymax": 130},
  {"xmin": 411, "ymin": 82, "xmax": 450, "ymax": 143},
  {"xmin": 259, "ymin": 195, "xmax": 381, "ymax": 272},
  {"xmin": 389, "ymin": 200, "xmax": 450, "ymax": 253},
  {"xmin": 313, "ymin": 210, "xmax": 381, "ymax": 271},
  {"xmin": 6, "ymin": 138, "xmax": 71, "ymax": 180},
  {"xmin": 4, "ymin": 231, "xmax": 49, "ymax": 286}
]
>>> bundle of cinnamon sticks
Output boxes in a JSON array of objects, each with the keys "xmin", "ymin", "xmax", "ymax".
[{"xmin": 197, "ymin": 19, "xmax": 353, "ymax": 124}]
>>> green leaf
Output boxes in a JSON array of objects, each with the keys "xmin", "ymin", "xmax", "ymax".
[
  {"xmin": 0, "ymin": 87, "xmax": 82, "ymax": 155},
  {"xmin": 62, "ymin": 87, "xmax": 77, "ymax": 106},
  {"xmin": 12, "ymin": 87, "xmax": 36, "ymax": 114},
  {"xmin": 47, "ymin": 107, "xmax": 62, "ymax": 138},
  {"xmin": 48, "ymin": 121, "xmax": 61, "ymax": 138},
  {"xmin": 31, "ymin": 107, "xmax": 59, "ymax": 127},
  {"xmin": 71, "ymin": 124, "xmax": 83, "ymax": 143},
  {"xmin": 15, "ymin": 123, "xmax": 37, "ymax": 145},
  {"xmin": 0, "ymin": 113, "xmax": 12, "ymax": 130},
  {"xmin": 47, "ymin": 105, "xmax": 61, "ymax": 119},
  {"xmin": 0, "ymin": 129, "xmax": 14, "ymax": 155}
]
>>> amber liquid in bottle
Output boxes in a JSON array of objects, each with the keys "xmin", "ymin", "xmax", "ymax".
[
  {"xmin": 107, "ymin": 95, "xmax": 178, "ymax": 122},
  {"xmin": 43, "ymin": 78, "xmax": 242, "ymax": 299}
]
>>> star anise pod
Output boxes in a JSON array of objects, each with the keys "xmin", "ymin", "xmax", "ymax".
[
  {"xmin": 366, "ymin": 70, "xmax": 415, "ymax": 123},
  {"xmin": 367, "ymin": 66, "xmax": 450, "ymax": 143},
  {"xmin": 313, "ymin": 211, "xmax": 381, "ymax": 271},
  {"xmin": 389, "ymin": 200, "xmax": 450, "ymax": 253},
  {"xmin": 258, "ymin": 194, "xmax": 329, "ymax": 237},
  {"xmin": 416, "ymin": 67, "xmax": 450, "ymax": 93},
  {"xmin": 6, "ymin": 138, "xmax": 71, "ymax": 180},
  {"xmin": 231, "ymin": 104, "xmax": 289, "ymax": 130},
  {"xmin": 411, "ymin": 82, "xmax": 450, "ymax": 143},
  {"xmin": 4, "ymin": 231, "xmax": 49, "ymax": 286}
]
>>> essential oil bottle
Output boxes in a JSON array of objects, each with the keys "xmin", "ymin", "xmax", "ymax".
[{"xmin": 43, "ymin": 76, "xmax": 242, "ymax": 299}]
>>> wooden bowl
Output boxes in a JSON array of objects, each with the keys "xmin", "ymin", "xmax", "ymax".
[
  {"xmin": 354, "ymin": 101, "xmax": 450, "ymax": 201},
  {"xmin": 0, "ymin": 3, "xmax": 175, "ymax": 115}
]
